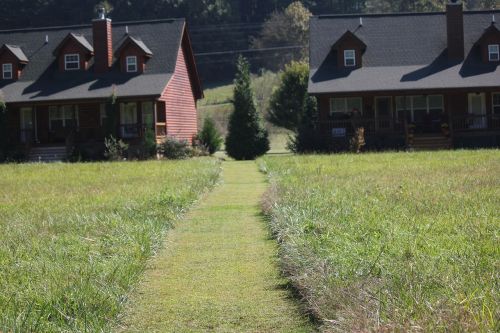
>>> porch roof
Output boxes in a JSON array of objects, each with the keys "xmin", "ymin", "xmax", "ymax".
[{"xmin": 309, "ymin": 63, "xmax": 500, "ymax": 94}]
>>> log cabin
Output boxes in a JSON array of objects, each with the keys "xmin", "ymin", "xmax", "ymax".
[
  {"xmin": 0, "ymin": 8, "xmax": 202, "ymax": 161},
  {"xmin": 309, "ymin": 0, "xmax": 500, "ymax": 150}
]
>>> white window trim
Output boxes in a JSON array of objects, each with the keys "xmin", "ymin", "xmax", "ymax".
[
  {"xmin": 344, "ymin": 50, "xmax": 356, "ymax": 67},
  {"xmin": 64, "ymin": 54, "xmax": 80, "ymax": 70},
  {"xmin": 49, "ymin": 105, "xmax": 79, "ymax": 130},
  {"xmin": 126, "ymin": 56, "xmax": 138, "ymax": 73},
  {"xmin": 329, "ymin": 97, "xmax": 363, "ymax": 115},
  {"xmin": 2, "ymin": 63, "xmax": 13, "ymax": 79},
  {"xmin": 395, "ymin": 95, "xmax": 444, "ymax": 122},
  {"xmin": 488, "ymin": 44, "xmax": 499, "ymax": 62}
]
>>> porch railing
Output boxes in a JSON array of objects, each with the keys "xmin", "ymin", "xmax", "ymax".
[
  {"xmin": 452, "ymin": 115, "xmax": 500, "ymax": 132},
  {"xmin": 316, "ymin": 118, "xmax": 405, "ymax": 138}
]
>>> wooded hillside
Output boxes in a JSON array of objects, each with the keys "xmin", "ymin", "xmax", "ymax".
[{"xmin": 0, "ymin": 0, "xmax": 497, "ymax": 30}]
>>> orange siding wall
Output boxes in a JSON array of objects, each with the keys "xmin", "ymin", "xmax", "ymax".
[{"xmin": 160, "ymin": 38, "xmax": 198, "ymax": 144}]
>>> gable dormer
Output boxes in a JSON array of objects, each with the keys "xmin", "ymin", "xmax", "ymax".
[
  {"xmin": 332, "ymin": 30, "xmax": 366, "ymax": 69},
  {"xmin": 53, "ymin": 33, "xmax": 94, "ymax": 71},
  {"xmin": 0, "ymin": 44, "xmax": 28, "ymax": 80},
  {"xmin": 476, "ymin": 22, "xmax": 500, "ymax": 64},
  {"xmin": 115, "ymin": 36, "xmax": 153, "ymax": 74}
]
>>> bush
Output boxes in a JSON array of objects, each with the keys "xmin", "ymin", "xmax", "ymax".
[
  {"xmin": 349, "ymin": 127, "xmax": 366, "ymax": 153},
  {"xmin": 143, "ymin": 128, "xmax": 157, "ymax": 158},
  {"xmin": 158, "ymin": 137, "xmax": 192, "ymax": 160},
  {"xmin": 198, "ymin": 116, "xmax": 223, "ymax": 155},
  {"xmin": 104, "ymin": 136, "xmax": 128, "ymax": 161}
]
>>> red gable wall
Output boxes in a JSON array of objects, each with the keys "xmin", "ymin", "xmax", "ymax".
[{"xmin": 159, "ymin": 31, "xmax": 198, "ymax": 144}]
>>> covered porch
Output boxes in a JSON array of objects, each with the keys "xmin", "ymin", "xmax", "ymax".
[
  {"xmin": 8, "ymin": 99, "xmax": 168, "ymax": 149},
  {"xmin": 315, "ymin": 90, "xmax": 500, "ymax": 149}
]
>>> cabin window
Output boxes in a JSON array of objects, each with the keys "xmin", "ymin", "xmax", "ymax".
[
  {"xmin": 344, "ymin": 50, "xmax": 356, "ymax": 67},
  {"xmin": 126, "ymin": 56, "xmax": 137, "ymax": 72},
  {"xmin": 141, "ymin": 101, "xmax": 154, "ymax": 127},
  {"xmin": 2, "ymin": 63, "xmax": 12, "ymax": 79},
  {"xmin": 395, "ymin": 95, "xmax": 444, "ymax": 123},
  {"xmin": 330, "ymin": 97, "xmax": 362, "ymax": 120},
  {"xmin": 492, "ymin": 93, "xmax": 500, "ymax": 115},
  {"xmin": 120, "ymin": 102, "xmax": 138, "ymax": 138},
  {"xmin": 488, "ymin": 44, "xmax": 499, "ymax": 62},
  {"xmin": 64, "ymin": 54, "xmax": 80, "ymax": 70},
  {"xmin": 49, "ymin": 105, "xmax": 78, "ymax": 130}
]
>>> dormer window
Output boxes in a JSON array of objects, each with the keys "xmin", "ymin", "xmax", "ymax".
[
  {"xmin": 64, "ymin": 54, "xmax": 80, "ymax": 70},
  {"xmin": 126, "ymin": 56, "xmax": 137, "ymax": 72},
  {"xmin": 2, "ymin": 63, "xmax": 13, "ymax": 79},
  {"xmin": 488, "ymin": 44, "xmax": 499, "ymax": 61},
  {"xmin": 344, "ymin": 50, "xmax": 356, "ymax": 67}
]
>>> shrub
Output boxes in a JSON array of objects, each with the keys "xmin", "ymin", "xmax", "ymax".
[
  {"xmin": 198, "ymin": 116, "xmax": 223, "ymax": 155},
  {"xmin": 104, "ymin": 136, "xmax": 128, "ymax": 161},
  {"xmin": 143, "ymin": 128, "xmax": 157, "ymax": 158},
  {"xmin": 349, "ymin": 127, "xmax": 366, "ymax": 153},
  {"xmin": 226, "ymin": 56, "xmax": 270, "ymax": 160},
  {"xmin": 158, "ymin": 137, "xmax": 192, "ymax": 160}
]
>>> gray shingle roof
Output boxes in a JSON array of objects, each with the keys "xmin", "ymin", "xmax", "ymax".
[
  {"xmin": 1, "ymin": 44, "xmax": 29, "ymax": 62},
  {"xmin": 309, "ymin": 10, "xmax": 500, "ymax": 94},
  {"xmin": 0, "ymin": 18, "xmax": 185, "ymax": 103},
  {"xmin": 70, "ymin": 33, "xmax": 94, "ymax": 54},
  {"xmin": 116, "ymin": 36, "xmax": 153, "ymax": 57}
]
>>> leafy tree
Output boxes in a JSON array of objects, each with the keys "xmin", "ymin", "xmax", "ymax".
[
  {"xmin": 251, "ymin": 1, "xmax": 312, "ymax": 68},
  {"xmin": 225, "ymin": 56, "xmax": 269, "ymax": 160},
  {"xmin": 198, "ymin": 116, "xmax": 223, "ymax": 155},
  {"xmin": 268, "ymin": 61, "xmax": 315, "ymax": 131}
]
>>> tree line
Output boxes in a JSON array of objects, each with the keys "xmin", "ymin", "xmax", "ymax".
[{"xmin": 0, "ymin": 0, "xmax": 497, "ymax": 30}]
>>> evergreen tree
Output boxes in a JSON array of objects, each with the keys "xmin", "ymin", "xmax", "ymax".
[
  {"xmin": 225, "ymin": 56, "xmax": 269, "ymax": 160},
  {"xmin": 198, "ymin": 116, "xmax": 223, "ymax": 155},
  {"xmin": 268, "ymin": 61, "xmax": 315, "ymax": 131}
]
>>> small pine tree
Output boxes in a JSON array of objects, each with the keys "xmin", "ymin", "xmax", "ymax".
[
  {"xmin": 198, "ymin": 116, "xmax": 223, "ymax": 155},
  {"xmin": 225, "ymin": 56, "xmax": 269, "ymax": 160}
]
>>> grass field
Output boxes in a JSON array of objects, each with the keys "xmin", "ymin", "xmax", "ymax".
[
  {"xmin": 0, "ymin": 160, "xmax": 220, "ymax": 332},
  {"xmin": 261, "ymin": 151, "xmax": 499, "ymax": 332}
]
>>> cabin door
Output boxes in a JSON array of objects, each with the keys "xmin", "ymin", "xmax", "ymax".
[
  {"xmin": 20, "ymin": 107, "xmax": 34, "ymax": 143},
  {"xmin": 468, "ymin": 93, "xmax": 486, "ymax": 129}
]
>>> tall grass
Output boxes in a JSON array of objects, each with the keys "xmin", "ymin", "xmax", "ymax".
[
  {"xmin": 0, "ymin": 159, "xmax": 220, "ymax": 332},
  {"xmin": 261, "ymin": 151, "xmax": 499, "ymax": 332}
]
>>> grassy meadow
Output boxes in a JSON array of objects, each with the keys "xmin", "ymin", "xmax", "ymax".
[
  {"xmin": 0, "ymin": 160, "xmax": 220, "ymax": 332},
  {"xmin": 261, "ymin": 150, "xmax": 499, "ymax": 332}
]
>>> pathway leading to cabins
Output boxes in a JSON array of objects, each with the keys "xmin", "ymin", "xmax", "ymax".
[{"xmin": 119, "ymin": 161, "xmax": 313, "ymax": 333}]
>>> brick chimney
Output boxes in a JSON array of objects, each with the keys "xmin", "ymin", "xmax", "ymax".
[
  {"xmin": 92, "ymin": 7, "xmax": 112, "ymax": 73},
  {"xmin": 446, "ymin": 0, "xmax": 465, "ymax": 60}
]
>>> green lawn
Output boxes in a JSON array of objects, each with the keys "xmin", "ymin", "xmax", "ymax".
[
  {"xmin": 260, "ymin": 150, "xmax": 499, "ymax": 332},
  {"xmin": 118, "ymin": 161, "xmax": 313, "ymax": 332},
  {"xmin": 0, "ymin": 160, "xmax": 220, "ymax": 332}
]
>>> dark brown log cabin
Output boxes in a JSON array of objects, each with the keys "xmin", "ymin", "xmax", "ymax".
[
  {"xmin": 0, "ymin": 9, "xmax": 202, "ymax": 160},
  {"xmin": 309, "ymin": 1, "xmax": 500, "ymax": 150}
]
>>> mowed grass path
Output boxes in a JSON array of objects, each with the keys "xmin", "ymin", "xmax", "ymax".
[{"xmin": 119, "ymin": 161, "xmax": 313, "ymax": 332}]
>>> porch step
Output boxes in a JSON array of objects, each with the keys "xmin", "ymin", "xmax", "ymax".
[
  {"xmin": 28, "ymin": 146, "xmax": 67, "ymax": 163},
  {"xmin": 409, "ymin": 135, "xmax": 452, "ymax": 151}
]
